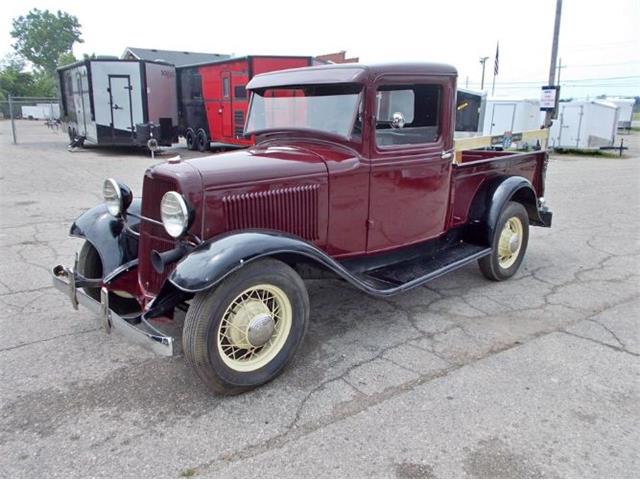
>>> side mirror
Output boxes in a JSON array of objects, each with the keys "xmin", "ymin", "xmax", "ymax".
[{"xmin": 390, "ymin": 112, "xmax": 405, "ymax": 129}]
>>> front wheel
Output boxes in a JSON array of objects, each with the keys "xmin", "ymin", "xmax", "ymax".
[
  {"xmin": 183, "ymin": 259, "xmax": 310, "ymax": 395},
  {"xmin": 478, "ymin": 201, "xmax": 529, "ymax": 281}
]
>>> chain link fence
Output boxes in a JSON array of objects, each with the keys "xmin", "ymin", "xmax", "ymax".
[{"xmin": 1, "ymin": 95, "xmax": 62, "ymax": 144}]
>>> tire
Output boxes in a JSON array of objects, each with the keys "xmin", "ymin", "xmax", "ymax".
[
  {"xmin": 76, "ymin": 241, "xmax": 140, "ymax": 314},
  {"xmin": 196, "ymin": 129, "xmax": 209, "ymax": 152},
  {"xmin": 478, "ymin": 201, "xmax": 529, "ymax": 281},
  {"xmin": 185, "ymin": 128, "xmax": 196, "ymax": 150},
  {"xmin": 183, "ymin": 258, "xmax": 310, "ymax": 395}
]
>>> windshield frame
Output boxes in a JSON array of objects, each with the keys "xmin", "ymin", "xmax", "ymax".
[{"xmin": 244, "ymin": 84, "xmax": 364, "ymax": 144}]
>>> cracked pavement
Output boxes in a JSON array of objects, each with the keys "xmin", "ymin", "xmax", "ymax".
[{"xmin": 0, "ymin": 120, "xmax": 638, "ymax": 477}]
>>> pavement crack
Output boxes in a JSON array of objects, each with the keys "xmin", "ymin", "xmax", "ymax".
[{"xmin": 0, "ymin": 328, "xmax": 99, "ymax": 353}]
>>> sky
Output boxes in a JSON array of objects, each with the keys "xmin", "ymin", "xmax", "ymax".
[{"xmin": 1, "ymin": 0, "xmax": 639, "ymax": 99}]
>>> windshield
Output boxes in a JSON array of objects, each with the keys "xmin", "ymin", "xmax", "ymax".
[{"xmin": 245, "ymin": 84, "xmax": 362, "ymax": 139}]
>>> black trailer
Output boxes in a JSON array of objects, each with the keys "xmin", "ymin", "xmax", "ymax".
[{"xmin": 58, "ymin": 59, "xmax": 179, "ymax": 147}]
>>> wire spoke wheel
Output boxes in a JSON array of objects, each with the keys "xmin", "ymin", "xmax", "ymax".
[{"xmin": 217, "ymin": 284, "xmax": 292, "ymax": 372}]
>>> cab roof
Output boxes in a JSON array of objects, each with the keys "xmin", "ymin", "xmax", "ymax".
[{"xmin": 247, "ymin": 62, "xmax": 458, "ymax": 90}]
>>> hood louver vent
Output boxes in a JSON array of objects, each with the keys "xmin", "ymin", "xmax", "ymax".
[{"xmin": 223, "ymin": 185, "xmax": 319, "ymax": 240}]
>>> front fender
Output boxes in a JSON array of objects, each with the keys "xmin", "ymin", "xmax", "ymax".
[
  {"xmin": 169, "ymin": 231, "xmax": 335, "ymax": 294},
  {"xmin": 70, "ymin": 199, "xmax": 141, "ymax": 275}
]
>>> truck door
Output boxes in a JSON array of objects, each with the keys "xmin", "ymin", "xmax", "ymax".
[
  {"xmin": 367, "ymin": 79, "xmax": 454, "ymax": 252},
  {"xmin": 221, "ymin": 72, "xmax": 233, "ymax": 138},
  {"xmin": 108, "ymin": 75, "xmax": 134, "ymax": 141},
  {"xmin": 489, "ymin": 103, "xmax": 516, "ymax": 135}
]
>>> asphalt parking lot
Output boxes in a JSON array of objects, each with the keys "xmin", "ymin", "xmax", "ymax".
[{"xmin": 0, "ymin": 120, "xmax": 638, "ymax": 478}]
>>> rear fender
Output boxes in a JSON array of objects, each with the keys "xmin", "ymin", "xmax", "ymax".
[
  {"xmin": 70, "ymin": 199, "xmax": 141, "ymax": 275},
  {"xmin": 467, "ymin": 176, "xmax": 542, "ymax": 245}
]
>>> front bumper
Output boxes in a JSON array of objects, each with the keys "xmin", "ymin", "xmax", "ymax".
[{"xmin": 52, "ymin": 265, "xmax": 176, "ymax": 356}]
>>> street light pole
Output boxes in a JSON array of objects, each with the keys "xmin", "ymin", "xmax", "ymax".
[{"xmin": 479, "ymin": 56, "xmax": 489, "ymax": 90}]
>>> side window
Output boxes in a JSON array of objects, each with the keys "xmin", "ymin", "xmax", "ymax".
[
  {"xmin": 234, "ymin": 85, "xmax": 247, "ymax": 99},
  {"xmin": 375, "ymin": 84, "xmax": 441, "ymax": 147},
  {"xmin": 222, "ymin": 77, "xmax": 230, "ymax": 98}
]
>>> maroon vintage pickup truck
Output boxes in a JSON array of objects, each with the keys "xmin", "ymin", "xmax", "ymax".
[{"xmin": 53, "ymin": 62, "xmax": 552, "ymax": 394}]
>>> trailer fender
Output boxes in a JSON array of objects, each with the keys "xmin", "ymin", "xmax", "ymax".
[
  {"xmin": 467, "ymin": 176, "xmax": 542, "ymax": 245},
  {"xmin": 70, "ymin": 199, "xmax": 141, "ymax": 275},
  {"xmin": 168, "ymin": 231, "xmax": 342, "ymax": 294}
]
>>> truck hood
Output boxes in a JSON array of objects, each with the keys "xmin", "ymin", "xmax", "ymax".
[{"xmin": 186, "ymin": 144, "xmax": 328, "ymax": 190}]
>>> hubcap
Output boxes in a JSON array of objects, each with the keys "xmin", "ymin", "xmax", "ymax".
[
  {"xmin": 217, "ymin": 284, "xmax": 292, "ymax": 372},
  {"xmin": 498, "ymin": 216, "xmax": 523, "ymax": 269}
]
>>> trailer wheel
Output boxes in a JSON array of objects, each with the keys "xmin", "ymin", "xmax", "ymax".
[
  {"xmin": 196, "ymin": 129, "xmax": 209, "ymax": 152},
  {"xmin": 478, "ymin": 201, "xmax": 529, "ymax": 281},
  {"xmin": 185, "ymin": 129, "xmax": 197, "ymax": 150},
  {"xmin": 77, "ymin": 241, "xmax": 140, "ymax": 315},
  {"xmin": 183, "ymin": 258, "xmax": 310, "ymax": 395}
]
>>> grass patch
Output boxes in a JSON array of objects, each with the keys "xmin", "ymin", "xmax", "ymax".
[
  {"xmin": 180, "ymin": 468, "xmax": 196, "ymax": 477},
  {"xmin": 552, "ymin": 147, "xmax": 624, "ymax": 158},
  {"xmin": 633, "ymin": 111, "xmax": 640, "ymax": 121}
]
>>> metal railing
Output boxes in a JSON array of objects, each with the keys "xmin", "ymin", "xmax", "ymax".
[{"xmin": 1, "ymin": 95, "xmax": 61, "ymax": 144}]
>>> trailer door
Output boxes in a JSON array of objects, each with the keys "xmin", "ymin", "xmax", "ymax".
[
  {"xmin": 221, "ymin": 72, "xmax": 233, "ymax": 138},
  {"xmin": 489, "ymin": 103, "xmax": 516, "ymax": 135},
  {"xmin": 558, "ymin": 104, "xmax": 583, "ymax": 148},
  {"xmin": 108, "ymin": 75, "xmax": 134, "ymax": 140}
]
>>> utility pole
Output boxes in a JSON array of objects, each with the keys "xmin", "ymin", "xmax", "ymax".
[
  {"xmin": 9, "ymin": 94, "xmax": 17, "ymax": 145},
  {"xmin": 556, "ymin": 57, "xmax": 564, "ymax": 85},
  {"xmin": 544, "ymin": 0, "xmax": 563, "ymax": 130},
  {"xmin": 479, "ymin": 56, "xmax": 489, "ymax": 90}
]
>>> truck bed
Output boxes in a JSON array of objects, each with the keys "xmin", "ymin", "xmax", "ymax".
[{"xmin": 448, "ymin": 149, "xmax": 547, "ymax": 229}]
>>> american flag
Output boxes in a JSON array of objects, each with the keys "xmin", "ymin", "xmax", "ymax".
[{"xmin": 494, "ymin": 42, "xmax": 499, "ymax": 76}]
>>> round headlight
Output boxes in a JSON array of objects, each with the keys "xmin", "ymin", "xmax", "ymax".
[
  {"xmin": 160, "ymin": 191, "xmax": 189, "ymax": 238},
  {"xmin": 103, "ymin": 178, "xmax": 123, "ymax": 216}
]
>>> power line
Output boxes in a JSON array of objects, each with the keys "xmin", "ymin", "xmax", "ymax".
[{"xmin": 467, "ymin": 74, "xmax": 640, "ymax": 86}]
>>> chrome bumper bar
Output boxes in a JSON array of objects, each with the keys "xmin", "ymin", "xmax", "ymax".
[{"xmin": 51, "ymin": 265, "xmax": 176, "ymax": 356}]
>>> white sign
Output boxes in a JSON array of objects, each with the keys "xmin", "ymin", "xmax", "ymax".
[{"xmin": 540, "ymin": 86, "xmax": 558, "ymax": 110}]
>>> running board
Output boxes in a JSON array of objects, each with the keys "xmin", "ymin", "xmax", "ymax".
[{"xmin": 355, "ymin": 242, "xmax": 491, "ymax": 292}]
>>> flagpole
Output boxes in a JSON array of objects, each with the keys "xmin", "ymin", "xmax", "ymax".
[{"xmin": 491, "ymin": 41, "xmax": 499, "ymax": 96}]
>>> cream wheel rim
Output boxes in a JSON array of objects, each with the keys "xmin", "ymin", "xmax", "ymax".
[
  {"xmin": 217, "ymin": 284, "xmax": 292, "ymax": 372},
  {"xmin": 498, "ymin": 216, "xmax": 523, "ymax": 269}
]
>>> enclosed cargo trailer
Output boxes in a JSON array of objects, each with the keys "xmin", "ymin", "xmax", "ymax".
[
  {"xmin": 176, "ymin": 55, "xmax": 313, "ymax": 151},
  {"xmin": 58, "ymin": 59, "xmax": 178, "ymax": 147},
  {"xmin": 606, "ymin": 98, "xmax": 634, "ymax": 129},
  {"xmin": 454, "ymin": 88, "xmax": 486, "ymax": 138},
  {"xmin": 482, "ymin": 98, "xmax": 541, "ymax": 136},
  {"xmin": 550, "ymin": 100, "xmax": 619, "ymax": 149}
]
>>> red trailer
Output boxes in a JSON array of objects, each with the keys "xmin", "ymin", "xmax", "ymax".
[{"xmin": 176, "ymin": 55, "xmax": 313, "ymax": 151}]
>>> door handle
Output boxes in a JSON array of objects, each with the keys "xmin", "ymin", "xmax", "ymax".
[
  {"xmin": 113, "ymin": 104, "xmax": 121, "ymax": 110},
  {"xmin": 441, "ymin": 151, "xmax": 453, "ymax": 160}
]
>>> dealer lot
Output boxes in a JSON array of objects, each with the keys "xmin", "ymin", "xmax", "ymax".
[{"xmin": 0, "ymin": 121, "xmax": 638, "ymax": 477}]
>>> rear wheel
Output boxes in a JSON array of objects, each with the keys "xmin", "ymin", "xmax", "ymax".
[
  {"xmin": 183, "ymin": 259, "xmax": 309, "ymax": 395},
  {"xmin": 185, "ymin": 128, "xmax": 196, "ymax": 150},
  {"xmin": 77, "ymin": 241, "xmax": 140, "ymax": 314},
  {"xmin": 478, "ymin": 201, "xmax": 529, "ymax": 281},
  {"xmin": 196, "ymin": 129, "xmax": 209, "ymax": 152}
]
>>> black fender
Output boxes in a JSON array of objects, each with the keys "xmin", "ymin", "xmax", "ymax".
[
  {"xmin": 70, "ymin": 199, "xmax": 141, "ymax": 275},
  {"xmin": 467, "ymin": 176, "xmax": 543, "ymax": 246}
]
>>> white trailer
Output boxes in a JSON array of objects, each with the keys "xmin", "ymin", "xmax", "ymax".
[
  {"xmin": 57, "ymin": 59, "xmax": 178, "ymax": 147},
  {"xmin": 454, "ymin": 88, "xmax": 486, "ymax": 138},
  {"xmin": 482, "ymin": 98, "xmax": 541, "ymax": 136},
  {"xmin": 21, "ymin": 103, "xmax": 60, "ymax": 120},
  {"xmin": 606, "ymin": 98, "xmax": 634, "ymax": 129},
  {"xmin": 550, "ymin": 100, "xmax": 619, "ymax": 149}
]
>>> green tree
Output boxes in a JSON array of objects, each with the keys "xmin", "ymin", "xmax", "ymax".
[
  {"xmin": 11, "ymin": 9, "xmax": 83, "ymax": 75},
  {"xmin": 0, "ymin": 54, "xmax": 35, "ymax": 98}
]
